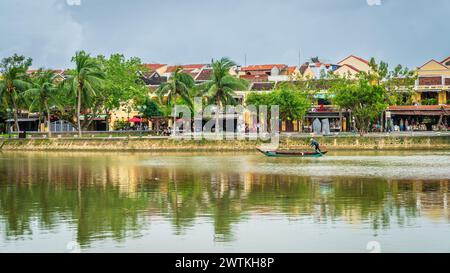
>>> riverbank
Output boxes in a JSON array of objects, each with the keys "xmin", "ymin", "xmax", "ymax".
[{"xmin": 1, "ymin": 134, "xmax": 449, "ymax": 151}]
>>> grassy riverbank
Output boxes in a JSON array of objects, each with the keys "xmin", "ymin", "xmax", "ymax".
[{"xmin": 1, "ymin": 134, "xmax": 449, "ymax": 151}]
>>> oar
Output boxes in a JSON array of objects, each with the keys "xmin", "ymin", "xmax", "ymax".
[{"xmin": 316, "ymin": 148, "xmax": 324, "ymax": 156}]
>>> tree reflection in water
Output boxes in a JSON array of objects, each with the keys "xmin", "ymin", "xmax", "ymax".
[{"xmin": 0, "ymin": 152, "xmax": 448, "ymax": 247}]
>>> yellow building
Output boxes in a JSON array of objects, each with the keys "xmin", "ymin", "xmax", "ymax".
[
  {"xmin": 109, "ymin": 101, "xmax": 140, "ymax": 130},
  {"xmin": 415, "ymin": 58, "xmax": 450, "ymax": 105},
  {"xmin": 334, "ymin": 55, "xmax": 371, "ymax": 79}
]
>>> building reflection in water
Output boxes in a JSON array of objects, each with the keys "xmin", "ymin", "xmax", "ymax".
[{"xmin": 0, "ymin": 152, "xmax": 449, "ymax": 246}]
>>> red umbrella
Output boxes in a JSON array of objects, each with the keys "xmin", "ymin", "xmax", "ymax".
[{"xmin": 129, "ymin": 117, "xmax": 142, "ymax": 123}]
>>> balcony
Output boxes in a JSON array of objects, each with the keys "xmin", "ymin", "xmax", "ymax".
[{"xmin": 416, "ymin": 77, "xmax": 450, "ymax": 91}]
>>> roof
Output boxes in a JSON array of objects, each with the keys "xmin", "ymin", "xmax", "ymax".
[
  {"xmin": 337, "ymin": 64, "xmax": 360, "ymax": 73},
  {"xmin": 195, "ymin": 68, "xmax": 213, "ymax": 81},
  {"xmin": 241, "ymin": 64, "xmax": 286, "ymax": 71},
  {"xmin": 143, "ymin": 63, "xmax": 166, "ymax": 71},
  {"xmin": 239, "ymin": 74, "xmax": 269, "ymax": 82},
  {"xmin": 418, "ymin": 59, "xmax": 449, "ymax": 70},
  {"xmin": 388, "ymin": 105, "xmax": 450, "ymax": 116},
  {"xmin": 388, "ymin": 105, "xmax": 450, "ymax": 111},
  {"xmin": 441, "ymin": 56, "xmax": 450, "ymax": 64},
  {"xmin": 166, "ymin": 64, "xmax": 207, "ymax": 73},
  {"xmin": 337, "ymin": 55, "xmax": 369, "ymax": 65},
  {"xmin": 286, "ymin": 66, "xmax": 297, "ymax": 74},
  {"xmin": 250, "ymin": 82, "xmax": 275, "ymax": 91},
  {"xmin": 299, "ymin": 62, "xmax": 310, "ymax": 75}
]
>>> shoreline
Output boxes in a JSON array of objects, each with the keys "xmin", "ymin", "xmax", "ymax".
[{"xmin": 1, "ymin": 134, "xmax": 449, "ymax": 151}]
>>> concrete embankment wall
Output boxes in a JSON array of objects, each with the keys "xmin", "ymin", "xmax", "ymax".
[{"xmin": 1, "ymin": 135, "xmax": 449, "ymax": 151}]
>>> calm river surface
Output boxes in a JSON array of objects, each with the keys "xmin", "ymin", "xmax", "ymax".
[{"xmin": 0, "ymin": 150, "xmax": 449, "ymax": 253}]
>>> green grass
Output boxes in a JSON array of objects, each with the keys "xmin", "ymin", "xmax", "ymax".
[{"xmin": 0, "ymin": 134, "xmax": 18, "ymax": 138}]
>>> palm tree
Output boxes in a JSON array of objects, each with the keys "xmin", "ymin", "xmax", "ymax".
[
  {"xmin": 64, "ymin": 51, "xmax": 104, "ymax": 137},
  {"xmin": 23, "ymin": 70, "xmax": 60, "ymax": 137},
  {"xmin": 155, "ymin": 67, "xmax": 195, "ymax": 131},
  {"xmin": 200, "ymin": 57, "xmax": 248, "ymax": 133},
  {"xmin": 0, "ymin": 54, "xmax": 32, "ymax": 132}
]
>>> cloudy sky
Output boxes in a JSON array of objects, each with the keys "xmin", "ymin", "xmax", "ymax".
[{"xmin": 0, "ymin": 0, "xmax": 448, "ymax": 69}]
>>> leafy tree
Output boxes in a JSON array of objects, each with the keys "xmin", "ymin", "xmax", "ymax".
[
  {"xmin": 245, "ymin": 92, "xmax": 273, "ymax": 108},
  {"xmin": 136, "ymin": 96, "xmax": 163, "ymax": 118},
  {"xmin": 23, "ymin": 69, "xmax": 61, "ymax": 137},
  {"xmin": 64, "ymin": 51, "xmax": 105, "ymax": 136},
  {"xmin": 96, "ymin": 54, "xmax": 148, "ymax": 118},
  {"xmin": 245, "ymin": 84, "xmax": 310, "ymax": 122},
  {"xmin": 332, "ymin": 78, "xmax": 388, "ymax": 135},
  {"xmin": 385, "ymin": 64, "xmax": 417, "ymax": 106},
  {"xmin": 156, "ymin": 67, "xmax": 195, "ymax": 127},
  {"xmin": 271, "ymin": 85, "xmax": 310, "ymax": 121},
  {"xmin": 0, "ymin": 54, "xmax": 32, "ymax": 131},
  {"xmin": 368, "ymin": 57, "xmax": 389, "ymax": 85},
  {"xmin": 368, "ymin": 58, "xmax": 417, "ymax": 106}
]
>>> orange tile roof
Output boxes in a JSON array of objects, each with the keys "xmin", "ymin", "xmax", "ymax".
[
  {"xmin": 241, "ymin": 64, "xmax": 287, "ymax": 71},
  {"xmin": 195, "ymin": 68, "xmax": 213, "ymax": 81},
  {"xmin": 143, "ymin": 63, "xmax": 166, "ymax": 71},
  {"xmin": 388, "ymin": 105, "xmax": 450, "ymax": 111},
  {"xmin": 286, "ymin": 66, "xmax": 297, "ymax": 74},
  {"xmin": 240, "ymin": 74, "xmax": 269, "ymax": 82}
]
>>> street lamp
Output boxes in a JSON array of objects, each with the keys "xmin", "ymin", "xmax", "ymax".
[{"xmin": 6, "ymin": 108, "xmax": 12, "ymax": 139}]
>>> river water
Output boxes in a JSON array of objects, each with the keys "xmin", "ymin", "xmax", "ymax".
[{"xmin": 0, "ymin": 150, "xmax": 449, "ymax": 252}]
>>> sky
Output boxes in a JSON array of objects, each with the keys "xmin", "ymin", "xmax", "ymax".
[{"xmin": 0, "ymin": 0, "xmax": 449, "ymax": 69}]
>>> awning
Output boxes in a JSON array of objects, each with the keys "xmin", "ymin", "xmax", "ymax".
[
  {"xmin": 6, "ymin": 118, "xmax": 39, "ymax": 122},
  {"xmin": 306, "ymin": 112, "xmax": 341, "ymax": 119},
  {"xmin": 391, "ymin": 110, "xmax": 448, "ymax": 116},
  {"xmin": 129, "ymin": 117, "xmax": 142, "ymax": 123}
]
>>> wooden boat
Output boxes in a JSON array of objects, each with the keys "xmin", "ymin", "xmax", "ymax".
[{"xmin": 256, "ymin": 147, "xmax": 327, "ymax": 157}]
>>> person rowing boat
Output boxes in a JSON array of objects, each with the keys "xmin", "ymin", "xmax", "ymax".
[{"xmin": 310, "ymin": 138, "xmax": 322, "ymax": 153}]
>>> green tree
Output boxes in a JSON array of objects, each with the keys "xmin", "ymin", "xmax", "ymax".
[
  {"xmin": 368, "ymin": 57, "xmax": 389, "ymax": 85},
  {"xmin": 246, "ymin": 85, "xmax": 310, "ymax": 122},
  {"xmin": 96, "ymin": 54, "xmax": 148, "ymax": 119},
  {"xmin": 332, "ymin": 78, "xmax": 388, "ymax": 135},
  {"xmin": 136, "ymin": 96, "xmax": 163, "ymax": 118},
  {"xmin": 156, "ymin": 67, "xmax": 195, "ymax": 127},
  {"xmin": 23, "ymin": 69, "xmax": 61, "ymax": 137},
  {"xmin": 385, "ymin": 64, "xmax": 417, "ymax": 106},
  {"xmin": 64, "ymin": 51, "xmax": 105, "ymax": 136},
  {"xmin": 245, "ymin": 92, "xmax": 273, "ymax": 108},
  {"xmin": 368, "ymin": 58, "xmax": 417, "ymax": 106},
  {"xmin": 271, "ymin": 85, "xmax": 310, "ymax": 122},
  {"xmin": 0, "ymin": 54, "xmax": 32, "ymax": 131}
]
